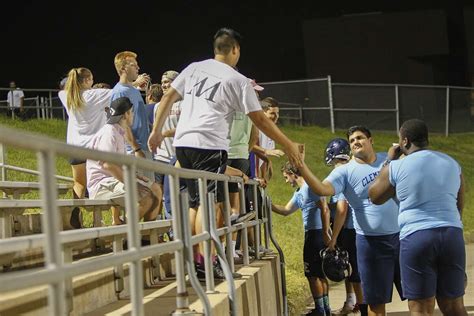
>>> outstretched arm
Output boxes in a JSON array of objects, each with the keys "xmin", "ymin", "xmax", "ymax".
[
  {"xmin": 248, "ymin": 110, "xmax": 302, "ymax": 168},
  {"xmin": 271, "ymin": 200, "xmax": 298, "ymax": 216},
  {"xmin": 299, "ymin": 162, "xmax": 335, "ymax": 197},
  {"xmin": 368, "ymin": 165, "xmax": 395, "ymax": 204}
]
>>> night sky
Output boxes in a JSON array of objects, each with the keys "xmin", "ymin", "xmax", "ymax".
[{"xmin": 1, "ymin": 1, "xmax": 472, "ymax": 89}]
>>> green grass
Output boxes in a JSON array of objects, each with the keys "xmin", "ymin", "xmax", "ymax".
[{"xmin": 1, "ymin": 115, "xmax": 473, "ymax": 315}]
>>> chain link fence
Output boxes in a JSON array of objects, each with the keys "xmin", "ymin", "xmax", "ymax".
[
  {"xmin": 260, "ymin": 77, "xmax": 474, "ymax": 135},
  {"xmin": 1, "ymin": 81, "xmax": 473, "ymax": 135}
]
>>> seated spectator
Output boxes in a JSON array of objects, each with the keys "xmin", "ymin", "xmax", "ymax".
[{"xmin": 86, "ymin": 97, "xmax": 161, "ymax": 225}]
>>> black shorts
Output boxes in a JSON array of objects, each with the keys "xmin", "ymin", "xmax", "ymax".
[
  {"xmin": 303, "ymin": 229, "xmax": 325, "ymax": 278},
  {"xmin": 175, "ymin": 147, "xmax": 227, "ymax": 208},
  {"xmin": 153, "ymin": 160, "xmax": 169, "ymax": 185},
  {"xmin": 227, "ymin": 158, "xmax": 250, "ymax": 193},
  {"xmin": 338, "ymin": 228, "xmax": 360, "ymax": 283},
  {"xmin": 69, "ymin": 158, "xmax": 86, "ymax": 165}
]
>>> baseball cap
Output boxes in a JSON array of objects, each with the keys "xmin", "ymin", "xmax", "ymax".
[
  {"xmin": 107, "ymin": 97, "xmax": 133, "ymax": 124},
  {"xmin": 250, "ymin": 79, "xmax": 264, "ymax": 91},
  {"xmin": 162, "ymin": 70, "xmax": 179, "ymax": 81}
]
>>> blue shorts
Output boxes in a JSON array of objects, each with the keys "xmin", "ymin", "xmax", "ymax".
[
  {"xmin": 303, "ymin": 229, "xmax": 325, "ymax": 278},
  {"xmin": 400, "ymin": 226, "xmax": 465, "ymax": 300},
  {"xmin": 356, "ymin": 233, "xmax": 403, "ymax": 305},
  {"xmin": 338, "ymin": 228, "xmax": 360, "ymax": 283}
]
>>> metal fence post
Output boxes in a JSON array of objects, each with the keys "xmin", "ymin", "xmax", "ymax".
[
  {"xmin": 49, "ymin": 91, "xmax": 53, "ymax": 119},
  {"xmin": 123, "ymin": 164, "xmax": 144, "ymax": 316},
  {"xmin": 327, "ymin": 75, "xmax": 335, "ymax": 133},
  {"xmin": 36, "ymin": 96, "xmax": 40, "ymax": 119},
  {"xmin": 395, "ymin": 85, "xmax": 400, "ymax": 136},
  {"xmin": 0, "ymin": 143, "xmax": 6, "ymax": 182},
  {"xmin": 198, "ymin": 178, "xmax": 215, "ymax": 293},
  {"xmin": 37, "ymin": 150, "xmax": 66, "ymax": 315},
  {"xmin": 445, "ymin": 86, "xmax": 450, "ymax": 137}
]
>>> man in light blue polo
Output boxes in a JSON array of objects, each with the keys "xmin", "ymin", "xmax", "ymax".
[
  {"xmin": 299, "ymin": 126, "xmax": 403, "ymax": 316},
  {"xmin": 369, "ymin": 119, "xmax": 467, "ymax": 316}
]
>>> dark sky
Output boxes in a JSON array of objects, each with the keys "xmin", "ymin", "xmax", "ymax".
[{"xmin": 1, "ymin": 0, "xmax": 472, "ymax": 89}]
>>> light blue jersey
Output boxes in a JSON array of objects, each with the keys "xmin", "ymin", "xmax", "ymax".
[
  {"xmin": 329, "ymin": 193, "xmax": 354, "ymax": 229},
  {"xmin": 325, "ymin": 152, "xmax": 399, "ymax": 236},
  {"xmin": 290, "ymin": 182, "xmax": 323, "ymax": 231},
  {"xmin": 111, "ymin": 83, "xmax": 150, "ymax": 151},
  {"xmin": 389, "ymin": 150, "xmax": 462, "ymax": 240}
]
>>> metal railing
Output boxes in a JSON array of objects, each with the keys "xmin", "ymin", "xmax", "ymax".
[
  {"xmin": 0, "ymin": 125, "xmax": 285, "ymax": 316},
  {"xmin": 259, "ymin": 77, "xmax": 474, "ymax": 135}
]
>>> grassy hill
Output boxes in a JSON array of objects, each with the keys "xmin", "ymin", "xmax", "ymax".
[{"xmin": 0, "ymin": 115, "xmax": 472, "ymax": 315}]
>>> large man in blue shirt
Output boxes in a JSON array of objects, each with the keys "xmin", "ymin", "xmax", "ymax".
[
  {"xmin": 299, "ymin": 126, "xmax": 403, "ymax": 316},
  {"xmin": 369, "ymin": 119, "xmax": 467, "ymax": 316}
]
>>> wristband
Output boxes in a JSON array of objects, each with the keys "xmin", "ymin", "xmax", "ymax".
[{"xmin": 382, "ymin": 159, "xmax": 391, "ymax": 167}]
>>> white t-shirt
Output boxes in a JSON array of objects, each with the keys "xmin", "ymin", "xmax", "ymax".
[
  {"xmin": 171, "ymin": 59, "xmax": 262, "ymax": 151},
  {"xmin": 153, "ymin": 100, "xmax": 181, "ymax": 162},
  {"xmin": 258, "ymin": 131, "xmax": 276, "ymax": 167},
  {"xmin": 7, "ymin": 89, "xmax": 24, "ymax": 108},
  {"xmin": 58, "ymin": 89, "xmax": 112, "ymax": 148}
]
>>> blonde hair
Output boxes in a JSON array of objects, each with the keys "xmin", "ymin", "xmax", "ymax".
[
  {"xmin": 65, "ymin": 67, "xmax": 92, "ymax": 111},
  {"xmin": 114, "ymin": 51, "xmax": 137, "ymax": 75}
]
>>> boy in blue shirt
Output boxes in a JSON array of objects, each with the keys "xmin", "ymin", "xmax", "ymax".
[
  {"xmin": 272, "ymin": 162, "xmax": 331, "ymax": 316},
  {"xmin": 369, "ymin": 119, "xmax": 467, "ymax": 316}
]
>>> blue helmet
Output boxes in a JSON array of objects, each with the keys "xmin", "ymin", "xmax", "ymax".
[{"xmin": 324, "ymin": 138, "xmax": 351, "ymax": 166}]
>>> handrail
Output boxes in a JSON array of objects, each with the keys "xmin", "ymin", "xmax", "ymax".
[
  {"xmin": 0, "ymin": 220, "xmax": 172, "ymax": 255},
  {"xmin": 0, "ymin": 124, "xmax": 274, "ymax": 316}
]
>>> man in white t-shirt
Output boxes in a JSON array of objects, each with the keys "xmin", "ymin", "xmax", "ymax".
[
  {"xmin": 148, "ymin": 27, "xmax": 302, "ymax": 278},
  {"xmin": 256, "ymin": 97, "xmax": 284, "ymax": 181},
  {"xmin": 153, "ymin": 70, "xmax": 182, "ymax": 221},
  {"xmin": 7, "ymin": 81, "xmax": 24, "ymax": 118}
]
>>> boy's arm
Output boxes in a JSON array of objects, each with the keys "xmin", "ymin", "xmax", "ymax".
[
  {"xmin": 328, "ymin": 199, "xmax": 349, "ymax": 250},
  {"xmin": 319, "ymin": 197, "xmax": 332, "ymax": 246},
  {"xmin": 271, "ymin": 200, "xmax": 298, "ymax": 216}
]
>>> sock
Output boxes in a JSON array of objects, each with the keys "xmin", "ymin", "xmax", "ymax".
[
  {"xmin": 346, "ymin": 292, "xmax": 356, "ymax": 307},
  {"xmin": 323, "ymin": 295, "xmax": 331, "ymax": 314},
  {"xmin": 232, "ymin": 240, "xmax": 237, "ymax": 257},
  {"xmin": 359, "ymin": 303, "xmax": 368, "ymax": 316},
  {"xmin": 314, "ymin": 296, "xmax": 325, "ymax": 314}
]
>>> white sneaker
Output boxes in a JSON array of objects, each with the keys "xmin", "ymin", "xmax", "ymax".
[{"xmin": 331, "ymin": 302, "xmax": 356, "ymax": 315}]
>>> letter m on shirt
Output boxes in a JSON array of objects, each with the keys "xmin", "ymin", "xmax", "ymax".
[{"xmin": 186, "ymin": 77, "xmax": 221, "ymax": 102}]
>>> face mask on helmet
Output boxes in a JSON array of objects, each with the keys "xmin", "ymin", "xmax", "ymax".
[
  {"xmin": 320, "ymin": 247, "xmax": 352, "ymax": 282},
  {"xmin": 324, "ymin": 138, "xmax": 351, "ymax": 166}
]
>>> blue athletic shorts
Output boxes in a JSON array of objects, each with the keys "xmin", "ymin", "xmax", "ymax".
[
  {"xmin": 356, "ymin": 233, "xmax": 404, "ymax": 305},
  {"xmin": 303, "ymin": 229, "xmax": 325, "ymax": 278},
  {"xmin": 400, "ymin": 226, "xmax": 465, "ymax": 300},
  {"xmin": 338, "ymin": 228, "xmax": 360, "ymax": 283}
]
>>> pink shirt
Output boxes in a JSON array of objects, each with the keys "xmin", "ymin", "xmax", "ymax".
[{"xmin": 86, "ymin": 124, "xmax": 126, "ymax": 197}]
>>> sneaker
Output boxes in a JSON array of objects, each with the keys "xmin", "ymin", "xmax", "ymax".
[
  {"xmin": 194, "ymin": 262, "xmax": 226, "ymax": 280},
  {"xmin": 69, "ymin": 207, "xmax": 82, "ymax": 229},
  {"xmin": 331, "ymin": 301, "xmax": 356, "ymax": 315},
  {"xmin": 305, "ymin": 309, "xmax": 325, "ymax": 316},
  {"xmin": 231, "ymin": 211, "xmax": 256, "ymax": 225}
]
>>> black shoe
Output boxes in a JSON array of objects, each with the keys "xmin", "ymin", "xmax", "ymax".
[
  {"xmin": 194, "ymin": 262, "xmax": 225, "ymax": 280},
  {"xmin": 69, "ymin": 207, "xmax": 82, "ymax": 229}
]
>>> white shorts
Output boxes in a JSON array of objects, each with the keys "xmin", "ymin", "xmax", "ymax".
[{"xmin": 93, "ymin": 178, "xmax": 154, "ymax": 207}]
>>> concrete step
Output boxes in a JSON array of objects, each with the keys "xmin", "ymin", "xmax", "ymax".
[{"xmin": 85, "ymin": 254, "xmax": 283, "ymax": 316}]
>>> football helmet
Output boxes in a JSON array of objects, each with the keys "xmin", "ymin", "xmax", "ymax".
[
  {"xmin": 324, "ymin": 138, "xmax": 351, "ymax": 166},
  {"xmin": 320, "ymin": 247, "xmax": 352, "ymax": 282}
]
